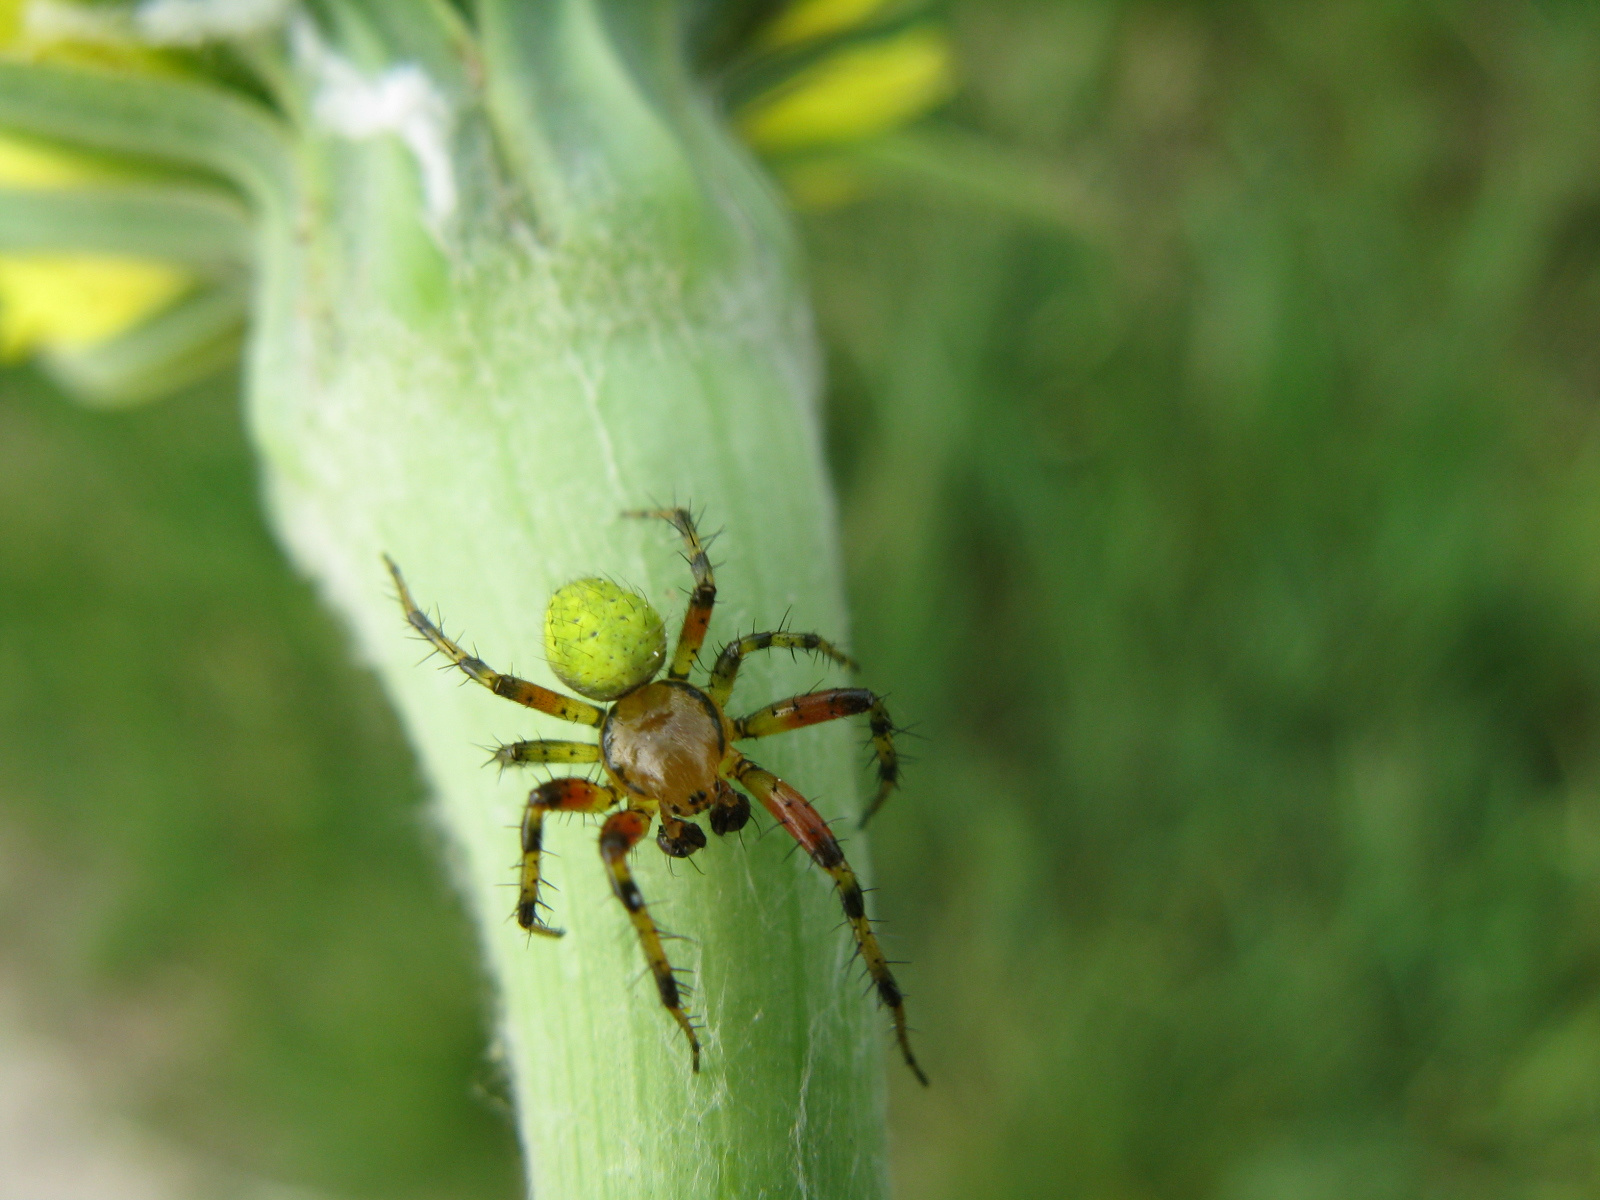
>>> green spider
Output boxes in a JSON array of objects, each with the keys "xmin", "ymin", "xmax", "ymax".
[{"xmin": 384, "ymin": 508, "xmax": 925, "ymax": 1083}]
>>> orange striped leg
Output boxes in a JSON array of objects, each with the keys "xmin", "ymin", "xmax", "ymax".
[
  {"xmin": 735, "ymin": 689, "xmax": 901, "ymax": 826},
  {"xmin": 706, "ymin": 631, "xmax": 857, "ymax": 708},
  {"xmin": 624, "ymin": 508, "xmax": 715, "ymax": 679},
  {"xmin": 600, "ymin": 810, "xmax": 702, "ymax": 1072},
  {"xmin": 384, "ymin": 557, "xmax": 604, "ymax": 727},
  {"xmin": 518, "ymin": 778, "xmax": 622, "ymax": 935},
  {"xmin": 726, "ymin": 753, "xmax": 927, "ymax": 1085}
]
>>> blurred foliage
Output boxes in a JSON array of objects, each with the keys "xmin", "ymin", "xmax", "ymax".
[
  {"xmin": 823, "ymin": 2, "xmax": 1600, "ymax": 1198},
  {"xmin": 0, "ymin": 371, "xmax": 519, "ymax": 1198},
  {"xmin": 6, "ymin": 0, "xmax": 1600, "ymax": 1198}
]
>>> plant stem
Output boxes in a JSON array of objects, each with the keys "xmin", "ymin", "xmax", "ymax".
[{"xmin": 239, "ymin": 6, "xmax": 890, "ymax": 1197}]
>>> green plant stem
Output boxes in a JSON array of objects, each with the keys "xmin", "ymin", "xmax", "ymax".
[
  {"xmin": 0, "ymin": 5, "xmax": 892, "ymax": 1190},
  {"xmin": 0, "ymin": 61, "xmax": 293, "ymax": 207},
  {"xmin": 237, "ymin": 7, "xmax": 890, "ymax": 1198}
]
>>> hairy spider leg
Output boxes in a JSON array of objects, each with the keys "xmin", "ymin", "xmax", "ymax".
[
  {"xmin": 735, "ymin": 689, "xmax": 901, "ymax": 827},
  {"xmin": 518, "ymin": 778, "xmax": 622, "ymax": 935},
  {"xmin": 384, "ymin": 557, "xmax": 605, "ymax": 728},
  {"xmin": 726, "ymin": 752, "xmax": 927, "ymax": 1086},
  {"xmin": 624, "ymin": 508, "xmax": 716, "ymax": 680},
  {"xmin": 493, "ymin": 739, "xmax": 602, "ymax": 769},
  {"xmin": 706, "ymin": 630, "xmax": 857, "ymax": 708},
  {"xmin": 601, "ymin": 808, "xmax": 702, "ymax": 1071}
]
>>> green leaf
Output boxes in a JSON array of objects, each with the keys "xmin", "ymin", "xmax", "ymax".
[
  {"xmin": 0, "ymin": 61, "xmax": 292, "ymax": 211},
  {"xmin": 0, "ymin": 184, "xmax": 251, "ymax": 269}
]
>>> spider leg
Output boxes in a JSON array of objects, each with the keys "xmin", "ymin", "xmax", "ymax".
[
  {"xmin": 623, "ymin": 508, "xmax": 715, "ymax": 680},
  {"xmin": 600, "ymin": 809, "xmax": 702, "ymax": 1072},
  {"xmin": 726, "ymin": 752, "xmax": 927, "ymax": 1086},
  {"xmin": 706, "ymin": 631, "xmax": 856, "ymax": 708},
  {"xmin": 518, "ymin": 778, "xmax": 623, "ymax": 935},
  {"xmin": 492, "ymin": 739, "xmax": 601, "ymax": 769},
  {"xmin": 384, "ymin": 557, "xmax": 605, "ymax": 727},
  {"xmin": 735, "ymin": 689, "xmax": 901, "ymax": 827}
]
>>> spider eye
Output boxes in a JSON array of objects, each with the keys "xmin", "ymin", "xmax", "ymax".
[{"xmin": 544, "ymin": 578, "xmax": 666, "ymax": 701}]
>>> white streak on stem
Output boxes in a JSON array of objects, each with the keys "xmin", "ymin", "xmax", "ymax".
[{"xmin": 292, "ymin": 15, "xmax": 458, "ymax": 230}]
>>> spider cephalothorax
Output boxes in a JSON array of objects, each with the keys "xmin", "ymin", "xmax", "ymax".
[{"xmin": 383, "ymin": 509, "xmax": 924, "ymax": 1083}]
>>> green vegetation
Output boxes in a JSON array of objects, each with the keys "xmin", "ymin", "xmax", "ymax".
[{"xmin": 5, "ymin": 1, "xmax": 1600, "ymax": 1198}]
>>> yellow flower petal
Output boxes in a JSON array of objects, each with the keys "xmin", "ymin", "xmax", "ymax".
[
  {"xmin": 0, "ymin": 3, "xmax": 194, "ymax": 360},
  {"xmin": 0, "ymin": 129, "xmax": 197, "ymax": 354},
  {"xmin": 759, "ymin": 0, "xmax": 892, "ymax": 50},
  {"xmin": 0, "ymin": 254, "xmax": 191, "ymax": 358},
  {"xmin": 740, "ymin": 25, "xmax": 955, "ymax": 155}
]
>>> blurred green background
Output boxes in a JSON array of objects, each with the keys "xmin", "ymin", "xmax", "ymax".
[{"xmin": 7, "ymin": 1, "xmax": 1600, "ymax": 1197}]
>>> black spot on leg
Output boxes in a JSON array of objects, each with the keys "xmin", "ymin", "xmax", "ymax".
[
  {"xmin": 840, "ymin": 883, "xmax": 866, "ymax": 921},
  {"xmin": 617, "ymin": 880, "xmax": 645, "ymax": 912},
  {"xmin": 877, "ymin": 976, "xmax": 903, "ymax": 1008},
  {"xmin": 657, "ymin": 972, "xmax": 681, "ymax": 1008},
  {"xmin": 833, "ymin": 690, "xmax": 873, "ymax": 717},
  {"xmin": 521, "ymin": 811, "xmax": 542, "ymax": 853},
  {"xmin": 812, "ymin": 836, "xmax": 845, "ymax": 870},
  {"xmin": 516, "ymin": 900, "xmax": 540, "ymax": 929}
]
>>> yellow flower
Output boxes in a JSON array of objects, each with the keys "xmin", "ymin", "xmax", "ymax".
[
  {"xmin": 0, "ymin": 130, "xmax": 195, "ymax": 361},
  {"xmin": 0, "ymin": 0, "xmax": 956, "ymax": 367},
  {"xmin": 740, "ymin": 24, "xmax": 955, "ymax": 155},
  {"xmin": 0, "ymin": 0, "xmax": 193, "ymax": 361},
  {"xmin": 758, "ymin": 0, "xmax": 895, "ymax": 50},
  {"xmin": 0, "ymin": 253, "xmax": 190, "ymax": 358}
]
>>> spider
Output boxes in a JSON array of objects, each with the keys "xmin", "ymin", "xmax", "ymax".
[{"xmin": 383, "ymin": 508, "xmax": 926, "ymax": 1084}]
